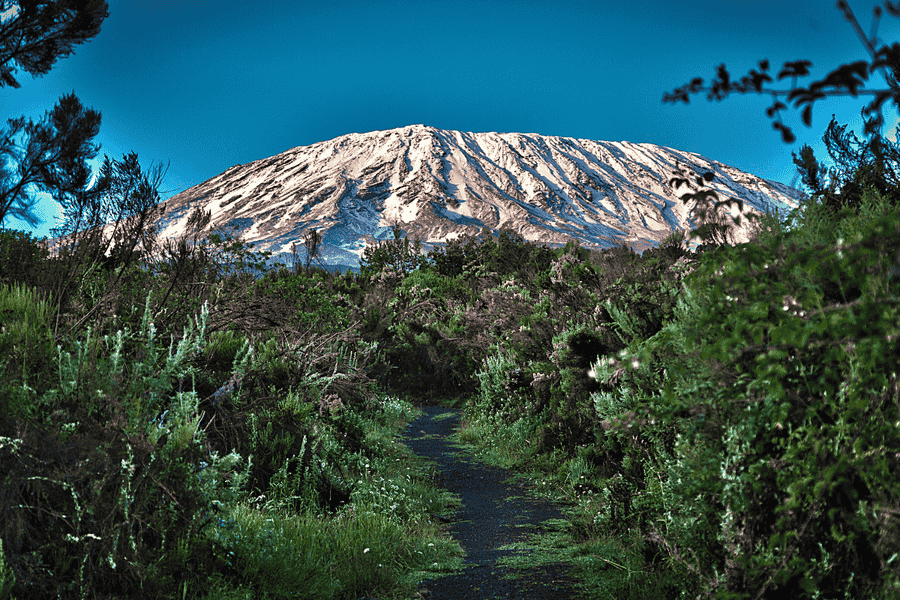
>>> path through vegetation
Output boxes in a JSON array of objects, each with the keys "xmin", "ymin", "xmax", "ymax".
[{"xmin": 403, "ymin": 406, "xmax": 584, "ymax": 599}]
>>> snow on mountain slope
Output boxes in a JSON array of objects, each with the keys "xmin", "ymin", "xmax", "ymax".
[{"xmin": 155, "ymin": 125, "xmax": 803, "ymax": 269}]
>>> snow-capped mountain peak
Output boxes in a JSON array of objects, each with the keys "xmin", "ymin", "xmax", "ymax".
[{"xmin": 155, "ymin": 125, "xmax": 802, "ymax": 269}]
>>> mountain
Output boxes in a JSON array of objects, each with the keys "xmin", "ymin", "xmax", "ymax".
[{"xmin": 154, "ymin": 125, "xmax": 803, "ymax": 270}]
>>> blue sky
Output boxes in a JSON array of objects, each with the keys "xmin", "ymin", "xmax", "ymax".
[{"xmin": 3, "ymin": 0, "xmax": 899, "ymax": 239}]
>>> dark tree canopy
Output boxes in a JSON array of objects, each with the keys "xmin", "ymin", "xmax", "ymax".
[
  {"xmin": 0, "ymin": 91, "xmax": 101, "ymax": 226},
  {"xmin": 664, "ymin": 1, "xmax": 900, "ymax": 145},
  {"xmin": 662, "ymin": 1, "xmax": 900, "ymax": 239},
  {"xmin": 792, "ymin": 115, "xmax": 900, "ymax": 211},
  {"xmin": 0, "ymin": 1, "xmax": 109, "ymax": 227},
  {"xmin": 0, "ymin": 0, "xmax": 108, "ymax": 89}
]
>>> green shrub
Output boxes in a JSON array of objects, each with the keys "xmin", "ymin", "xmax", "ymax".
[
  {"xmin": 472, "ymin": 348, "xmax": 528, "ymax": 419},
  {"xmin": 0, "ymin": 282, "xmax": 55, "ymax": 421},
  {"xmin": 0, "ymin": 228, "xmax": 49, "ymax": 288},
  {"xmin": 360, "ymin": 226, "xmax": 428, "ymax": 277},
  {"xmin": 535, "ymin": 324, "xmax": 606, "ymax": 451},
  {"xmin": 0, "ymin": 297, "xmax": 254, "ymax": 599},
  {"xmin": 0, "ymin": 539, "xmax": 14, "ymax": 600},
  {"xmin": 205, "ymin": 329, "xmax": 251, "ymax": 374},
  {"xmin": 589, "ymin": 207, "xmax": 900, "ymax": 597},
  {"xmin": 210, "ymin": 503, "xmax": 335, "ymax": 599},
  {"xmin": 398, "ymin": 266, "xmax": 463, "ymax": 305},
  {"xmin": 252, "ymin": 269, "xmax": 353, "ymax": 332}
]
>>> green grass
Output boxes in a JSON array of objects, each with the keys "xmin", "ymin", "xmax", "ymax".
[
  {"xmin": 201, "ymin": 394, "xmax": 465, "ymax": 599},
  {"xmin": 430, "ymin": 411, "xmax": 458, "ymax": 422},
  {"xmin": 451, "ymin": 408, "xmax": 673, "ymax": 599},
  {"xmin": 207, "ymin": 501, "xmax": 462, "ymax": 600}
]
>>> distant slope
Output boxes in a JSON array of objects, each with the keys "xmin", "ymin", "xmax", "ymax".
[{"xmin": 155, "ymin": 125, "xmax": 803, "ymax": 268}]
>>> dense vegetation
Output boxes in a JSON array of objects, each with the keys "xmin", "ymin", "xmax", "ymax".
[
  {"xmin": 2, "ymin": 132, "xmax": 899, "ymax": 597},
  {"xmin": 2, "ymin": 2, "xmax": 899, "ymax": 598}
]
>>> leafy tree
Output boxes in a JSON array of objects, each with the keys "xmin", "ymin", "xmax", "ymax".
[
  {"xmin": 0, "ymin": 91, "xmax": 101, "ymax": 227},
  {"xmin": 360, "ymin": 225, "xmax": 427, "ymax": 277},
  {"xmin": 0, "ymin": 0, "xmax": 108, "ymax": 89},
  {"xmin": 0, "ymin": 0, "xmax": 109, "ymax": 227},
  {"xmin": 667, "ymin": 165, "xmax": 749, "ymax": 246},
  {"xmin": 303, "ymin": 227, "xmax": 323, "ymax": 272},
  {"xmin": 792, "ymin": 143, "xmax": 827, "ymax": 195},
  {"xmin": 664, "ymin": 1, "xmax": 900, "ymax": 145},
  {"xmin": 49, "ymin": 150, "xmax": 166, "ymax": 265},
  {"xmin": 662, "ymin": 2, "xmax": 900, "ymax": 243},
  {"xmin": 793, "ymin": 114, "xmax": 900, "ymax": 211},
  {"xmin": 41, "ymin": 151, "xmax": 166, "ymax": 339}
]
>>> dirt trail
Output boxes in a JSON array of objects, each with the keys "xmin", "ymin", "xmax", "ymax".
[{"xmin": 403, "ymin": 406, "xmax": 583, "ymax": 600}]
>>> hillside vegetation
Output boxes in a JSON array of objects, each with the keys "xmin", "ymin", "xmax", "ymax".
[
  {"xmin": 1, "ymin": 157, "xmax": 899, "ymax": 598},
  {"xmin": 2, "ymin": 1, "xmax": 900, "ymax": 598}
]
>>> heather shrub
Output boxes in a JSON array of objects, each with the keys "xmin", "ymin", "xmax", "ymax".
[
  {"xmin": 252, "ymin": 268, "xmax": 353, "ymax": 332},
  {"xmin": 535, "ymin": 324, "xmax": 606, "ymax": 452},
  {"xmin": 0, "ymin": 283, "xmax": 55, "ymax": 420},
  {"xmin": 0, "ymin": 228, "xmax": 49, "ymax": 287},
  {"xmin": 602, "ymin": 262, "xmax": 683, "ymax": 345},
  {"xmin": 0, "ymin": 297, "xmax": 249, "ymax": 598},
  {"xmin": 359, "ymin": 226, "xmax": 428, "ymax": 277},
  {"xmin": 588, "ymin": 243, "xmax": 642, "ymax": 288},
  {"xmin": 588, "ymin": 205, "xmax": 900, "ymax": 597},
  {"xmin": 380, "ymin": 318, "xmax": 474, "ymax": 399},
  {"xmin": 204, "ymin": 329, "xmax": 250, "ymax": 374},
  {"xmin": 471, "ymin": 348, "xmax": 529, "ymax": 419},
  {"xmin": 491, "ymin": 228, "xmax": 555, "ymax": 282},
  {"xmin": 0, "ymin": 276, "xmax": 458, "ymax": 598},
  {"xmin": 202, "ymin": 326, "xmax": 382, "ymax": 511},
  {"xmin": 398, "ymin": 265, "xmax": 465, "ymax": 306}
]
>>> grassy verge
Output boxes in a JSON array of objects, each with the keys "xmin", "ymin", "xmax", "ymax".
[
  {"xmin": 197, "ymin": 397, "xmax": 466, "ymax": 600},
  {"xmin": 453, "ymin": 412, "xmax": 671, "ymax": 599},
  {"xmin": 0, "ymin": 280, "xmax": 465, "ymax": 598}
]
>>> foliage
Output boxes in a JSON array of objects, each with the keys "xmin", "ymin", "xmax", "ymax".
[
  {"xmin": 398, "ymin": 265, "xmax": 464, "ymax": 306},
  {"xmin": 0, "ymin": 297, "xmax": 233, "ymax": 598},
  {"xmin": 0, "ymin": 0, "xmax": 109, "ymax": 89},
  {"xmin": 198, "ymin": 222, "xmax": 273, "ymax": 279},
  {"xmin": 5, "ymin": 17, "xmax": 899, "ymax": 590},
  {"xmin": 359, "ymin": 225, "xmax": 428, "ymax": 277},
  {"xmin": 0, "ymin": 227, "xmax": 48, "ymax": 286},
  {"xmin": 0, "ymin": 92, "xmax": 101, "ymax": 227},
  {"xmin": 664, "ymin": 1, "xmax": 900, "ymax": 143},
  {"xmin": 585, "ymin": 199, "xmax": 900, "ymax": 598},
  {"xmin": 4, "ymin": 165, "xmax": 899, "ymax": 598},
  {"xmin": 0, "ymin": 278, "xmax": 461, "ymax": 598},
  {"xmin": 300, "ymin": 227, "xmax": 323, "ymax": 272},
  {"xmin": 92, "ymin": 151, "xmax": 168, "ymax": 270},
  {"xmin": 251, "ymin": 267, "xmax": 354, "ymax": 333},
  {"xmin": 792, "ymin": 116, "xmax": 900, "ymax": 213},
  {"xmin": 0, "ymin": 3, "xmax": 476, "ymax": 598},
  {"xmin": 668, "ymin": 164, "xmax": 751, "ymax": 246},
  {"xmin": 0, "ymin": 282, "xmax": 54, "ymax": 422}
]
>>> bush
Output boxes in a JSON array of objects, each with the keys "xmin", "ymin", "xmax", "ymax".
[
  {"xmin": 0, "ymin": 282, "xmax": 55, "ymax": 422},
  {"xmin": 252, "ymin": 269, "xmax": 354, "ymax": 333},
  {"xmin": 591, "ymin": 204, "xmax": 900, "ymax": 597},
  {"xmin": 0, "ymin": 297, "xmax": 249, "ymax": 598},
  {"xmin": 0, "ymin": 228, "xmax": 49, "ymax": 288}
]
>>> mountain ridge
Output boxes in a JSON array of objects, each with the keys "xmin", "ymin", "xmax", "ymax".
[{"xmin": 154, "ymin": 125, "xmax": 803, "ymax": 269}]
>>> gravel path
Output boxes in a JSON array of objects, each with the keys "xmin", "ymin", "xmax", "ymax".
[{"xmin": 402, "ymin": 406, "xmax": 584, "ymax": 600}]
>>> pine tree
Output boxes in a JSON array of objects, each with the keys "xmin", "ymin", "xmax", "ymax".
[
  {"xmin": 0, "ymin": 91, "xmax": 101, "ymax": 226},
  {"xmin": 0, "ymin": 0, "xmax": 108, "ymax": 89}
]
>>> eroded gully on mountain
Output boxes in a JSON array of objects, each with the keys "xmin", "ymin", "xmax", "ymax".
[{"xmin": 403, "ymin": 406, "xmax": 584, "ymax": 600}]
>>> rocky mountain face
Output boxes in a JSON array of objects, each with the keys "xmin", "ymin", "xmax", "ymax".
[{"xmin": 154, "ymin": 125, "xmax": 803, "ymax": 270}]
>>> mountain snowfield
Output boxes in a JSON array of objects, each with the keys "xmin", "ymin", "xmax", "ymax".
[{"xmin": 155, "ymin": 125, "xmax": 803, "ymax": 269}]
